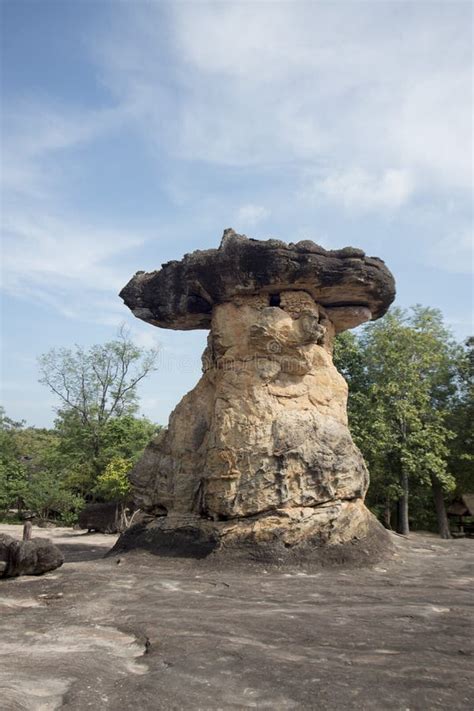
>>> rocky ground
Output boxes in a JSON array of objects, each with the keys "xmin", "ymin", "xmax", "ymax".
[{"xmin": 0, "ymin": 524, "xmax": 472, "ymax": 711}]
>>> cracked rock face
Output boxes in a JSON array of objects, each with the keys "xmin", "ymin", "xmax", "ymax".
[{"xmin": 120, "ymin": 231, "xmax": 396, "ymax": 560}]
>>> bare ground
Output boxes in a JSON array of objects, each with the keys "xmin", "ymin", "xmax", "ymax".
[{"xmin": 0, "ymin": 524, "xmax": 472, "ymax": 711}]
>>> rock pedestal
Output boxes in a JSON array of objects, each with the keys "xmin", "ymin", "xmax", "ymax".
[{"xmin": 117, "ymin": 230, "xmax": 396, "ymax": 563}]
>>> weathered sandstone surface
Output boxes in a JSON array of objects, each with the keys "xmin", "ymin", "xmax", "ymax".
[
  {"xmin": 118, "ymin": 230, "xmax": 396, "ymax": 562},
  {"xmin": 2, "ymin": 526, "xmax": 472, "ymax": 709}
]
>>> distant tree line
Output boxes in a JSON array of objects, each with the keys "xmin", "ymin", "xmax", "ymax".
[{"xmin": 334, "ymin": 305, "xmax": 473, "ymax": 538}]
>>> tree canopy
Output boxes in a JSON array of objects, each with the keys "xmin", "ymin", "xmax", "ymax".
[
  {"xmin": 334, "ymin": 306, "xmax": 471, "ymax": 537},
  {"xmin": 0, "ymin": 332, "xmax": 159, "ymax": 525},
  {"xmin": 38, "ymin": 328, "xmax": 158, "ymax": 477}
]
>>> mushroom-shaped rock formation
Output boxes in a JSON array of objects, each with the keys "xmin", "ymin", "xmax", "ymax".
[{"xmin": 116, "ymin": 230, "xmax": 396, "ymax": 564}]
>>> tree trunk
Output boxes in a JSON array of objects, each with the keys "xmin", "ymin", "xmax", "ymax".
[
  {"xmin": 383, "ymin": 496, "xmax": 392, "ymax": 529},
  {"xmin": 397, "ymin": 470, "xmax": 410, "ymax": 535},
  {"xmin": 91, "ymin": 431, "xmax": 102, "ymax": 483},
  {"xmin": 430, "ymin": 473, "xmax": 452, "ymax": 539},
  {"xmin": 22, "ymin": 521, "xmax": 32, "ymax": 541}
]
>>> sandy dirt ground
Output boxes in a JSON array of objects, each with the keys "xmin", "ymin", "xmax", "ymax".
[{"xmin": 0, "ymin": 524, "xmax": 473, "ymax": 710}]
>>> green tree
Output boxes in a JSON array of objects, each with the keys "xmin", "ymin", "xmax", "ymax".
[
  {"xmin": 94, "ymin": 456, "xmax": 132, "ymax": 502},
  {"xmin": 446, "ymin": 337, "xmax": 474, "ymax": 495},
  {"xmin": 97, "ymin": 414, "xmax": 158, "ymax": 466},
  {"xmin": 39, "ymin": 328, "xmax": 158, "ymax": 479},
  {"xmin": 0, "ymin": 411, "xmax": 82, "ymax": 522},
  {"xmin": 335, "ymin": 306, "xmax": 459, "ymax": 537},
  {"xmin": 24, "ymin": 469, "xmax": 84, "ymax": 522},
  {"xmin": 0, "ymin": 409, "xmax": 28, "ymax": 516},
  {"xmin": 52, "ymin": 411, "xmax": 158, "ymax": 497},
  {"xmin": 93, "ymin": 456, "xmax": 137, "ymax": 531},
  {"xmin": 0, "ymin": 404, "xmax": 157, "ymax": 525}
]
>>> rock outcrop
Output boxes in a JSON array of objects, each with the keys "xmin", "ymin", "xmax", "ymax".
[
  {"xmin": 116, "ymin": 230, "xmax": 396, "ymax": 564},
  {"xmin": 78, "ymin": 502, "xmax": 122, "ymax": 534},
  {"xmin": 0, "ymin": 534, "xmax": 64, "ymax": 578}
]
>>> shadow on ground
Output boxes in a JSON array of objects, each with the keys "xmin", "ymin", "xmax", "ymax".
[{"xmin": 55, "ymin": 541, "xmax": 110, "ymax": 563}]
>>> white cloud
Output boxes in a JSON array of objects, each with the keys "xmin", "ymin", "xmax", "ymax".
[
  {"xmin": 129, "ymin": 326, "xmax": 162, "ymax": 350},
  {"xmin": 95, "ymin": 1, "xmax": 472, "ymax": 201},
  {"xmin": 1, "ymin": 102, "xmax": 123, "ymax": 197},
  {"xmin": 312, "ymin": 168, "xmax": 415, "ymax": 212},
  {"xmin": 2, "ymin": 211, "xmax": 141, "ymax": 289},
  {"xmin": 0, "ymin": 100, "xmax": 147, "ymax": 324},
  {"xmin": 236, "ymin": 204, "xmax": 270, "ymax": 227},
  {"xmin": 428, "ymin": 228, "xmax": 474, "ymax": 275},
  {"xmin": 0, "ymin": 205, "xmax": 145, "ymax": 324}
]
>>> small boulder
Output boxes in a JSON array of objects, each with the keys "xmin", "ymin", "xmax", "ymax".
[{"xmin": 0, "ymin": 534, "xmax": 64, "ymax": 578}]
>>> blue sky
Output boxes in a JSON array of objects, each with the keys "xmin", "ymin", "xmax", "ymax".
[{"xmin": 1, "ymin": 0, "xmax": 472, "ymax": 428}]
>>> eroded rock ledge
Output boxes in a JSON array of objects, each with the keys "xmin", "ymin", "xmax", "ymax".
[{"xmin": 120, "ymin": 229, "xmax": 395, "ymax": 332}]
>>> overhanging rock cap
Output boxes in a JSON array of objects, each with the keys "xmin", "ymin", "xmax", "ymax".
[{"xmin": 120, "ymin": 229, "xmax": 396, "ymax": 332}]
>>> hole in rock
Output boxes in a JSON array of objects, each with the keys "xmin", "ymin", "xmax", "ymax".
[{"xmin": 269, "ymin": 293, "xmax": 281, "ymax": 307}]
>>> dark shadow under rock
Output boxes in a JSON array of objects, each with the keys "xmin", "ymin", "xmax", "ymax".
[{"xmin": 110, "ymin": 515, "xmax": 393, "ymax": 571}]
